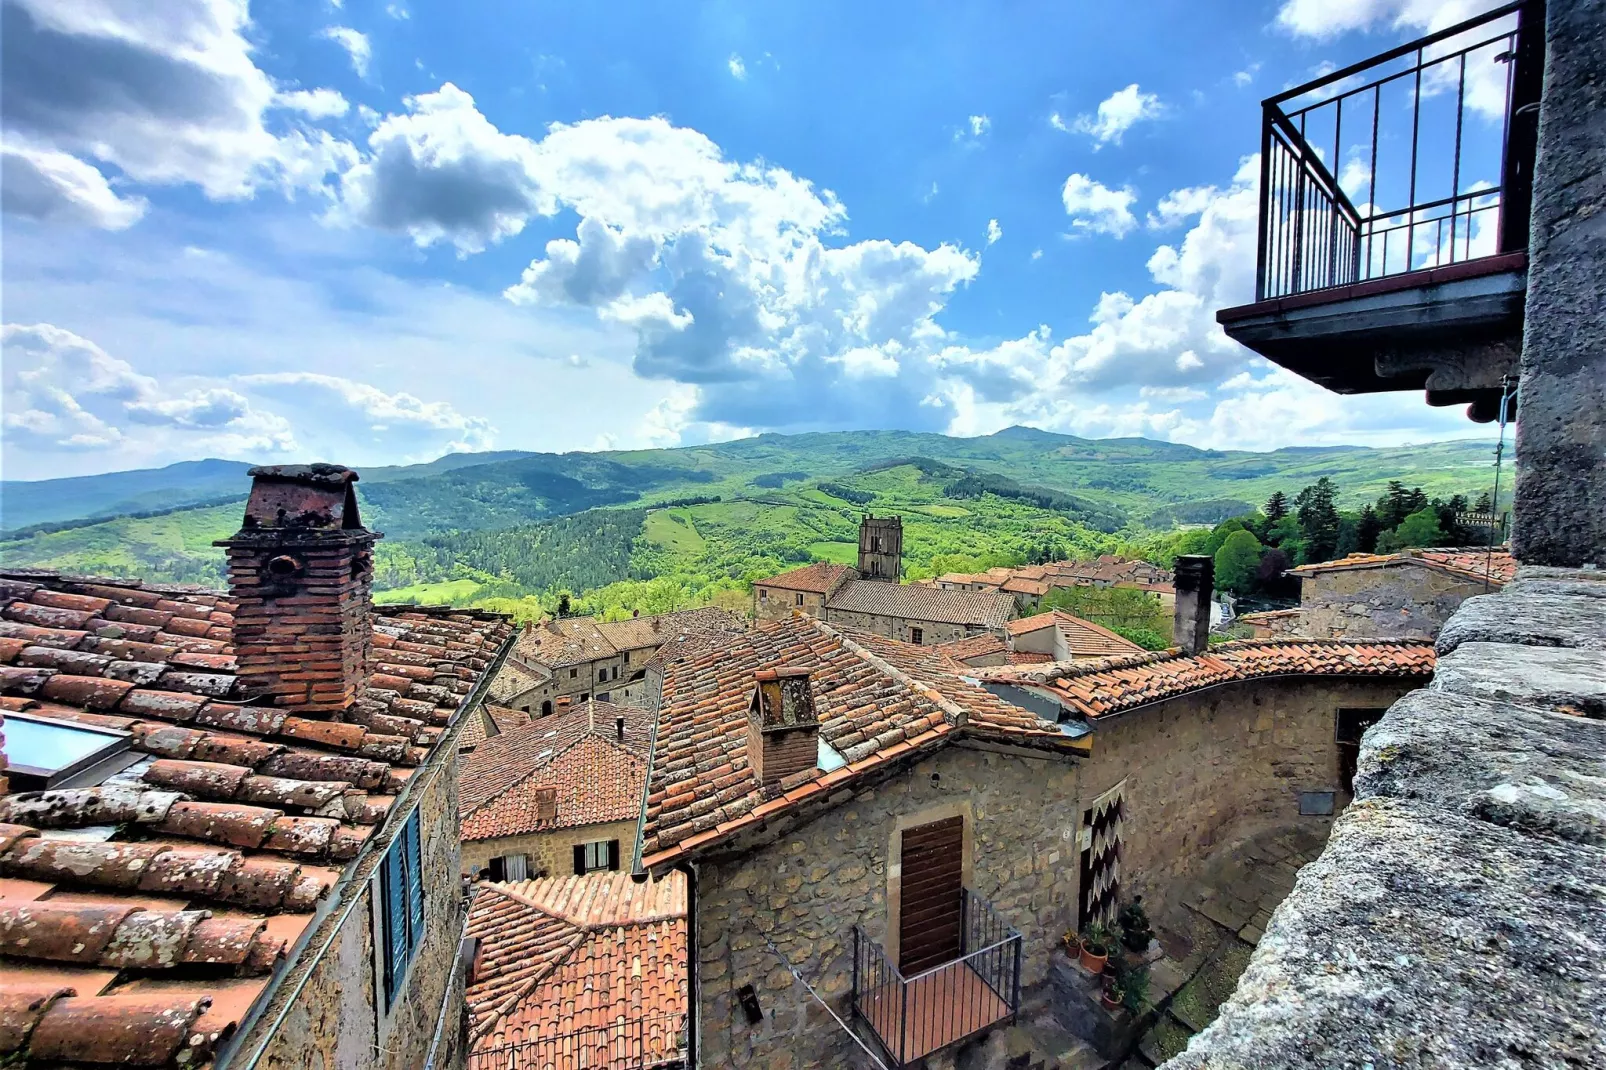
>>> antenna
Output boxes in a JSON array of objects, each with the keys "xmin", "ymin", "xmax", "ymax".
[{"xmin": 1484, "ymin": 374, "xmax": 1517, "ymax": 592}]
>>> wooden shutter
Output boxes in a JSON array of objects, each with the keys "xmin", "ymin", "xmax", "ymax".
[
  {"xmin": 573, "ymin": 844, "xmax": 586, "ymax": 875},
  {"xmin": 405, "ymin": 812, "xmax": 425, "ymax": 950},
  {"xmin": 898, "ymin": 816, "xmax": 964, "ymax": 974},
  {"xmin": 382, "ymin": 846, "xmax": 408, "ymax": 1007},
  {"xmin": 607, "ymin": 840, "xmax": 621, "ymax": 872}
]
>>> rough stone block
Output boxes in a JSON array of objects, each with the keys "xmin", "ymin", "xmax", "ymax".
[
  {"xmin": 1431, "ymin": 641, "xmax": 1606, "ymax": 717},
  {"xmin": 1436, "ymin": 590, "xmax": 1606, "ymax": 653},
  {"xmin": 1357, "ymin": 687, "xmax": 1606, "ymax": 847}
]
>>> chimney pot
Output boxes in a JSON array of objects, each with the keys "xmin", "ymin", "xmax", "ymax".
[
  {"xmin": 216, "ymin": 464, "xmax": 380, "ymax": 714},
  {"xmin": 748, "ymin": 666, "xmax": 820, "ymax": 790},
  {"xmin": 1173, "ymin": 555, "xmax": 1213, "ymax": 656},
  {"xmin": 615, "ymin": 715, "xmax": 625, "ymax": 741}
]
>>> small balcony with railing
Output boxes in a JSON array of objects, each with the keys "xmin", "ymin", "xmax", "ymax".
[
  {"xmin": 1217, "ymin": 1, "xmax": 1543, "ymax": 421},
  {"xmin": 851, "ymin": 889, "xmax": 1023, "ymax": 1067}
]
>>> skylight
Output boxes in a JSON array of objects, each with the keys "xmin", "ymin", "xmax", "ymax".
[
  {"xmin": 4, "ymin": 711, "xmax": 131, "ymax": 789},
  {"xmin": 817, "ymin": 737, "xmax": 847, "ymax": 773}
]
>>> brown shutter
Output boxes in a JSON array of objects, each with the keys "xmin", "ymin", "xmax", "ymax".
[
  {"xmin": 608, "ymin": 840, "xmax": 621, "ymax": 872},
  {"xmin": 573, "ymin": 844, "xmax": 586, "ymax": 875},
  {"xmin": 898, "ymin": 816, "xmax": 964, "ymax": 974}
]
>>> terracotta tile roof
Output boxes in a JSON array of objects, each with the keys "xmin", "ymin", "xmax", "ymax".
[
  {"xmin": 1000, "ymin": 576, "xmax": 1051, "ymax": 596},
  {"xmin": 594, "ymin": 608, "xmax": 746, "ymax": 654},
  {"xmin": 517, "ymin": 618, "xmax": 617, "ymax": 669},
  {"xmin": 457, "ymin": 704, "xmax": 534, "ymax": 752},
  {"xmin": 0, "ymin": 569, "xmax": 511, "ymax": 1068},
  {"xmin": 1292, "ymin": 547, "xmax": 1517, "ymax": 586},
  {"xmin": 1007, "ymin": 651, "xmax": 1054, "ymax": 664},
  {"xmin": 466, "ymin": 872, "xmax": 686, "ymax": 1067},
  {"xmin": 1237, "ymin": 609, "xmax": 1302, "ymax": 622},
  {"xmin": 1007, "ymin": 610, "xmax": 1146, "ymax": 658},
  {"xmin": 486, "ymin": 659, "xmax": 547, "ymax": 705},
  {"xmin": 976, "ymin": 638, "xmax": 1435, "ymax": 719},
  {"xmin": 753, "ymin": 562, "xmax": 857, "ymax": 595},
  {"xmin": 1047, "ymin": 555, "xmax": 1173, "ymax": 587},
  {"xmin": 933, "ymin": 632, "xmax": 1007, "ymax": 662},
  {"xmin": 824, "ymin": 580, "xmax": 1016, "ymax": 628},
  {"xmin": 459, "ymin": 701, "xmax": 652, "ymax": 842},
  {"xmin": 640, "ymin": 616, "xmax": 1078, "ymax": 873}
]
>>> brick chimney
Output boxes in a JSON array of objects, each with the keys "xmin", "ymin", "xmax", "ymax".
[
  {"xmin": 747, "ymin": 667, "xmax": 820, "ymax": 790},
  {"xmin": 217, "ymin": 464, "xmax": 380, "ymax": 713},
  {"xmin": 1173, "ymin": 554, "xmax": 1213, "ymax": 656}
]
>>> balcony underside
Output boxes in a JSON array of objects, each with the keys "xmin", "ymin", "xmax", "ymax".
[{"xmin": 1218, "ymin": 253, "xmax": 1527, "ymax": 420}]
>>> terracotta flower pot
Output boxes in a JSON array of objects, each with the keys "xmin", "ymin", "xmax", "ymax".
[
  {"xmin": 1079, "ymin": 946, "xmax": 1108, "ymax": 974},
  {"xmin": 1101, "ymin": 989, "xmax": 1122, "ymax": 1010}
]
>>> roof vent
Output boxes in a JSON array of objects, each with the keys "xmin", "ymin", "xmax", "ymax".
[
  {"xmin": 747, "ymin": 667, "xmax": 820, "ymax": 790},
  {"xmin": 616, "ymin": 715, "xmax": 626, "ymax": 742}
]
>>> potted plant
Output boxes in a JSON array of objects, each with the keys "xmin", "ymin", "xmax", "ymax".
[
  {"xmin": 1061, "ymin": 929, "xmax": 1082, "ymax": 957},
  {"xmin": 1101, "ymin": 979, "xmax": 1124, "ymax": 1011},
  {"xmin": 1118, "ymin": 897, "xmax": 1154, "ymax": 954},
  {"xmin": 1078, "ymin": 922, "xmax": 1110, "ymax": 974},
  {"xmin": 1122, "ymin": 964, "xmax": 1150, "ymax": 1013}
]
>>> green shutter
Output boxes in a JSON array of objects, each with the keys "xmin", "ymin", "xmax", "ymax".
[{"xmin": 405, "ymin": 811, "xmax": 425, "ymax": 950}]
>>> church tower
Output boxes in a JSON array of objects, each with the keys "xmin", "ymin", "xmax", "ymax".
[{"xmin": 857, "ymin": 514, "xmax": 903, "ymax": 581}]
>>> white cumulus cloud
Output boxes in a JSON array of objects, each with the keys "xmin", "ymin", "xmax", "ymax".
[
  {"xmin": 986, "ymin": 218, "xmax": 1002, "ymax": 245},
  {"xmin": 275, "ymin": 88, "xmax": 350, "ymax": 120},
  {"xmin": 235, "ymin": 372, "xmax": 496, "ymax": 454},
  {"xmin": 1061, "ymin": 174, "xmax": 1138, "ymax": 237},
  {"xmin": 728, "ymin": 53, "xmax": 747, "ymax": 80},
  {"xmin": 321, "ymin": 26, "xmax": 371, "ymax": 77},
  {"xmin": 1068, "ymin": 84, "xmax": 1163, "ymax": 147},
  {"xmin": 1, "ymin": 144, "xmax": 148, "ymax": 230}
]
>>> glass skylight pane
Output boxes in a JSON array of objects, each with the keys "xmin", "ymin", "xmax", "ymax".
[
  {"xmin": 5, "ymin": 716, "xmax": 124, "ymax": 774},
  {"xmin": 817, "ymin": 738, "xmax": 847, "ymax": 773}
]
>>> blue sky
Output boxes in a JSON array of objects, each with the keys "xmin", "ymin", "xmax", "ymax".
[{"xmin": 2, "ymin": 0, "xmax": 1508, "ymax": 480}]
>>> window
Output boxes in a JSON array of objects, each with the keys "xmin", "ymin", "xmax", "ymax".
[
  {"xmin": 759, "ymin": 588, "xmax": 769, "ymax": 602},
  {"xmin": 623, "ymin": 650, "xmax": 631, "ymax": 664},
  {"xmin": 574, "ymin": 839, "xmax": 621, "ymax": 874},
  {"xmin": 502, "ymin": 853, "xmax": 529, "ymax": 881},
  {"xmin": 570, "ymin": 667, "xmax": 579, "ymax": 679},
  {"xmin": 910, "ymin": 627, "xmax": 924, "ymax": 645},
  {"xmin": 795, "ymin": 592, "xmax": 805, "ymax": 607},
  {"xmin": 541, "ymin": 700, "xmax": 553, "ymax": 716},
  {"xmin": 1336, "ymin": 708, "xmax": 1388, "ymax": 793},
  {"xmin": 2, "ymin": 711, "xmax": 131, "ymax": 790},
  {"xmin": 598, "ymin": 692, "xmax": 611, "ymax": 703},
  {"xmin": 377, "ymin": 809, "xmax": 425, "ymax": 1011}
]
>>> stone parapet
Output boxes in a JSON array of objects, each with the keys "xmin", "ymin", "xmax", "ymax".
[{"xmin": 1164, "ymin": 566, "xmax": 1606, "ymax": 1068}]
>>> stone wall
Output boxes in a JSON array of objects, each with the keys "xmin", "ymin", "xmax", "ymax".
[
  {"xmin": 691, "ymin": 675, "xmax": 1418, "ymax": 1067},
  {"xmin": 753, "ymin": 588, "xmax": 827, "ymax": 622},
  {"xmin": 460, "ymin": 818, "xmax": 636, "ymax": 878},
  {"xmin": 1078, "ymin": 677, "xmax": 1418, "ymax": 912},
  {"xmin": 502, "ymin": 652, "xmax": 644, "ymax": 713},
  {"xmin": 1298, "ymin": 562, "xmax": 1490, "ymax": 640},
  {"xmin": 820, "ymin": 607, "xmax": 991, "ymax": 645},
  {"xmin": 229, "ymin": 749, "xmax": 468, "ymax": 1070},
  {"xmin": 1166, "ymin": 568, "xmax": 1606, "ymax": 1069}
]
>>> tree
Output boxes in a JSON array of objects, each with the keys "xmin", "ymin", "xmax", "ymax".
[
  {"xmin": 1205, "ymin": 518, "xmax": 1248, "ymax": 558},
  {"xmin": 1294, "ymin": 478, "xmax": 1342, "ymax": 563},
  {"xmin": 1263, "ymin": 490, "xmax": 1289, "ymax": 525},
  {"xmin": 556, "ymin": 592, "xmax": 572, "ymax": 617},
  {"xmin": 1379, "ymin": 507, "xmax": 1445, "ymax": 552},
  {"xmin": 1356, "ymin": 505, "xmax": 1382, "ymax": 553},
  {"xmin": 1214, "ymin": 529, "xmax": 1265, "ymax": 597},
  {"xmin": 1474, "ymin": 490, "xmax": 1493, "ymax": 513}
]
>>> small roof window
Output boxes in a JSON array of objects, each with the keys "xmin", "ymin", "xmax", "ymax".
[
  {"xmin": 4, "ymin": 711, "xmax": 132, "ymax": 790},
  {"xmin": 817, "ymin": 737, "xmax": 847, "ymax": 773}
]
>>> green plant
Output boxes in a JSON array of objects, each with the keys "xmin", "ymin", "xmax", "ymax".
[
  {"xmin": 1117, "ymin": 897, "xmax": 1154, "ymax": 952},
  {"xmin": 1061, "ymin": 929, "xmax": 1081, "ymax": 954},
  {"xmin": 1121, "ymin": 965, "xmax": 1150, "ymax": 1012},
  {"xmin": 1081, "ymin": 922, "xmax": 1112, "ymax": 956}
]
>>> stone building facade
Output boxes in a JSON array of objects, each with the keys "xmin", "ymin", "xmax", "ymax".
[
  {"xmin": 751, "ymin": 562, "xmax": 857, "ymax": 622},
  {"xmin": 857, "ymin": 514, "xmax": 904, "ymax": 580},
  {"xmin": 1287, "ymin": 548, "xmax": 1516, "ymax": 640},
  {"xmin": 460, "ymin": 816, "xmax": 638, "ymax": 880},
  {"xmin": 820, "ymin": 580, "xmax": 1017, "ymax": 645}
]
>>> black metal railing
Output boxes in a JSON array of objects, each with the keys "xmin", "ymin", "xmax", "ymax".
[
  {"xmin": 1255, "ymin": 0, "xmax": 1543, "ymax": 301},
  {"xmin": 467, "ymin": 1013, "xmax": 687, "ymax": 1070},
  {"xmin": 850, "ymin": 889, "xmax": 1022, "ymax": 1067}
]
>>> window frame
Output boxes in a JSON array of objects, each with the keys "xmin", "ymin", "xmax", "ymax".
[
  {"xmin": 910, "ymin": 626, "xmax": 924, "ymax": 645},
  {"xmin": 795, "ymin": 592, "xmax": 805, "ymax": 607},
  {"xmin": 573, "ymin": 839, "xmax": 621, "ymax": 874}
]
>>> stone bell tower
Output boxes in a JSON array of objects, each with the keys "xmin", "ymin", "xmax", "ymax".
[
  {"xmin": 857, "ymin": 514, "xmax": 903, "ymax": 582},
  {"xmin": 217, "ymin": 464, "xmax": 380, "ymax": 713}
]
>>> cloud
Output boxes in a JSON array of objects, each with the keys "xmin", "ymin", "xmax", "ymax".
[
  {"xmin": 236, "ymin": 372, "xmax": 496, "ymax": 453},
  {"xmin": 968, "ymin": 114, "xmax": 991, "ymax": 136},
  {"xmin": 1, "ymin": 0, "xmax": 354, "ymax": 201},
  {"xmin": 275, "ymin": 88, "xmax": 350, "ymax": 120},
  {"xmin": 1061, "ymin": 174, "xmax": 1138, "ymax": 237},
  {"xmin": 1068, "ymin": 84, "xmax": 1163, "ymax": 147},
  {"xmin": 321, "ymin": 26, "xmax": 371, "ymax": 77},
  {"xmin": 986, "ymin": 218, "xmax": 1002, "ymax": 245},
  {"xmin": 1147, "ymin": 184, "xmax": 1220, "ymax": 229},
  {"xmin": 1048, "ymin": 112, "xmax": 1070, "ymax": 133},
  {"xmin": 728, "ymin": 53, "xmax": 746, "ymax": 80},
  {"xmin": 1, "ymin": 144, "xmax": 148, "ymax": 229},
  {"xmin": 336, "ymin": 83, "xmax": 554, "ymax": 253},
  {"xmin": 2, "ymin": 322, "xmax": 294, "ymax": 454},
  {"xmin": 1275, "ymin": 0, "xmax": 1501, "ymax": 40},
  {"xmin": 1233, "ymin": 65, "xmax": 1260, "ymax": 87}
]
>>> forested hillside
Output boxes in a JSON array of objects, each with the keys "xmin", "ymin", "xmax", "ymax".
[{"xmin": 1, "ymin": 427, "xmax": 1504, "ymax": 619}]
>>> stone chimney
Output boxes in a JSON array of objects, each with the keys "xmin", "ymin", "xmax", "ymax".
[
  {"xmin": 615, "ymin": 715, "xmax": 626, "ymax": 742},
  {"xmin": 1173, "ymin": 554, "xmax": 1213, "ymax": 656},
  {"xmin": 217, "ymin": 465, "xmax": 380, "ymax": 713},
  {"xmin": 747, "ymin": 667, "xmax": 820, "ymax": 790}
]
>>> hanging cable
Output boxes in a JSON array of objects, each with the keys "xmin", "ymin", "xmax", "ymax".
[
  {"xmin": 1485, "ymin": 374, "xmax": 1517, "ymax": 591},
  {"xmin": 760, "ymin": 935, "xmax": 889, "ymax": 1070}
]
